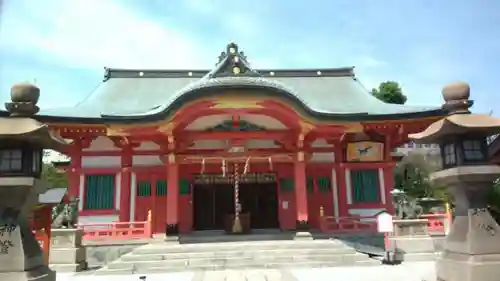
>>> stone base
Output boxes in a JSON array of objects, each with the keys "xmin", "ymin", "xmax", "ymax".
[
  {"xmin": 49, "ymin": 228, "xmax": 87, "ymax": 272},
  {"xmin": 294, "ymin": 232, "xmax": 313, "ymax": 240},
  {"xmin": 389, "ymin": 236, "xmax": 436, "ymax": 253},
  {"xmin": 436, "ymin": 252, "xmax": 500, "ymax": 281},
  {"xmin": 165, "ymin": 223, "xmax": 179, "ymax": 236},
  {"xmin": 50, "ymin": 262, "xmax": 88, "ymax": 272},
  {"xmin": 436, "ymin": 211, "xmax": 500, "ymax": 281},
  {"xmin": 164, "ymin": 235, "xmax": 180, "ymax": 244},
  {"xmin": 0, "ymin": 267, "xmax": 55, "ymax": 281},
  {"xmin": 50, "ymin": 247, "xmax": 86, "ymax": 264},
  {"xmin": 295, "ymin": 220, "xmax": 309, "ymax": 231}
]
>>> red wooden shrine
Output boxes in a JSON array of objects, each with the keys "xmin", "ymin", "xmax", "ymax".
[{"xmin": 41, "ymin": 43, "xmax": 446, "ymax": 235}]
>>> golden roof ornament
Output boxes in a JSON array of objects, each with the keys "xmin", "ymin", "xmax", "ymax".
[{"xmin": 210, "ymin": 42, "xmax": 259, "ymax": 78}]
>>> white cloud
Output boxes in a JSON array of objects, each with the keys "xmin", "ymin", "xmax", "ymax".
[{"xmin": 1, "ymin": 0, "xmax": 214, "ymax": 71}]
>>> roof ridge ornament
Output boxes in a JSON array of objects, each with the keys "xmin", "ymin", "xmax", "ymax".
[
  {"xmin": 5, "ymin": 83, "xmax": 40, "ymax": 116},
  {"xmin": 210, "ymin": 42, "xmax": 261, "ymax": 78}
]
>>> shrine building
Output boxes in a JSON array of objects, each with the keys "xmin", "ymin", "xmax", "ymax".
[{"xmin": 23, "ymin": 43, "xmax": 447, "ymax": 234}]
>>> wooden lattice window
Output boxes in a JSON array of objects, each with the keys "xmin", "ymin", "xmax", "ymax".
[
  {"xmin": 279, "ymin": 178, "xmax": 294, "ymax": 193},
  {"xmin": 84, "ymin": 174, "xmax": 115, "ymax": 210},
  {"xmin": 307, "ymin": 177, "xmax": 315, "ymax": 193},
  {"xmin": 156, "ymin": 180, "xmax": 167, "ymax": 196},
  {"xmin": 137, "ymin": 181, "xmax": 151, "ymax": 197},
  {"xmin": 351, "ymin": 169, "xmax": 380, "ymax": 203},
  {"xmin": 317, "ymin": 177, "xmax": 331, "ymax": 192},
  {"xmin": 179, "ymin": 179, "xmax": 191, "ymax": 195}
]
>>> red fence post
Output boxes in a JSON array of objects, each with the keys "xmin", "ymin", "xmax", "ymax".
[{"xmin": 146, "ymin": 209, "xmax": 152, "ymax": 238}]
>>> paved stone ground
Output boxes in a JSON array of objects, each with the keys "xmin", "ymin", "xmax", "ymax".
[{"xmin": 56, "ymin": 261, "xmax": 436, "ymax": 281}]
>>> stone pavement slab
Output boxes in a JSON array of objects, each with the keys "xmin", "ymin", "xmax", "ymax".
[
  {"xmin": 290, "ymin": 262, "xmax": 436, "ymax": 281},
  {"xmin": 56, "ymin": 261, "xmax": 436, "ymax": 281}
]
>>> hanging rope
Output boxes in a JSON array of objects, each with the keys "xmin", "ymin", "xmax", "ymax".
[
  {"xmin": 234, "ymin": 162, "xmax": 240, "ymax": 218},
  {"xmin": 232, "ymin": 162, "xmax": 243, "ymax": 233},
  {"xmin": 243, "ymin": 157, "xmax": 250, "ymax": 175}
]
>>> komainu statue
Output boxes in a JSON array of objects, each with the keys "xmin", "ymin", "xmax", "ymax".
[{"xmin": 51, "ymin": 198, "xmax": 79, "ymax": 229}]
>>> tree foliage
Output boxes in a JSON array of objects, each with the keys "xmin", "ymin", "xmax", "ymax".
[
  {"xmin": 393, "ymin": 153, "xmax": 449, "ymax": 201},
  {"xmin": 372, "ymin": 81, "xmax": 408, "ymax": 105},
  {"xmin": 41, "ymin": 163, "xmax": 68, "ymax": 189}
]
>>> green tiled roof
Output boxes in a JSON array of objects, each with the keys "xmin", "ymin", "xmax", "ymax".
[{"xmin": 33, "ymin": 43, "xmax": 445, "ymax": 123}]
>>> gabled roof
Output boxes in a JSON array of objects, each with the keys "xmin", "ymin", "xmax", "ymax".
[{"xmin": 27, "ymin": 43, "xmax": 446, "ymax": 123}]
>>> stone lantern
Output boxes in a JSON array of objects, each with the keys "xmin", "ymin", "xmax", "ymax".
[
  {"xmin": 0, "ymin": 83, "xmax": 70, "ymax": 281},
  {"xmin": 409, "ymin": 82, "xmax": 500, "ymax": 281}
]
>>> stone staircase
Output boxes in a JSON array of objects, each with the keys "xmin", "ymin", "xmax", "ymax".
[{"xmin": 95, "ymin": 235, "xmax": 380, "ymax": 275}]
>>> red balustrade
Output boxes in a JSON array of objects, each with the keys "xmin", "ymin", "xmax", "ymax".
[
  {"xmin": 78, "ymin": 211, "xmax": 153, "ymax": 241},
  {"xmin": 34, "ymin": 229, "xmax": 51, "ymax": 264},
  {"xmin": 319, "ymin": 215, "xmax": 378, "ymax": 234},
  {"xmin": 419, "ymin": 213, "xmax": 447, "ymax": 233},
  {"xmin": 318, "ymin": 211, "xmax": 451, "ymax": 235}
]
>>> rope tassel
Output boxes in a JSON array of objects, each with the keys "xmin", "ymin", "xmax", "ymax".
[{"xmin": 232, "ymin": 162, "xmax": 243, "ymax": 233}]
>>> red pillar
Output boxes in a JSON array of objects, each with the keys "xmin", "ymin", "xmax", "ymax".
[
  {"xmin": 383, "ymin": 166, "xmax": 396, "ymax": 214},
  {"xmin": 166, "ymin": 154, "xmax": 179, "ymax": 236},
  {"xmin": 294, "ymin": 152, "xmax": 309, "ymax": 230},
  {"xmin": 119, "ymin": 148, "xmax": 132, "ymax": 222},
  {"xmin": 335, "ymin": 166, "xmax": 349, "ymax": 217},
  {"xmin": 67, "ymin": 139, "xmax": 82, "ymax": 199}
]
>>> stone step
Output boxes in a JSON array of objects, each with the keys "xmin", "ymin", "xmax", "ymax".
[
  {"xmin": 133, "ymin": 240, "xmax": 352, "ymax": 255},
  {"xmin": 94, "ymin": 259, "xmax": 381, "ymax": 275},
  {"xmin": 121, "ymin": 247, "xmax": 357, "ymax": 262},
  {"xmin": 109, "ymin": 252, "xmax": 371, "ymax": 270}
]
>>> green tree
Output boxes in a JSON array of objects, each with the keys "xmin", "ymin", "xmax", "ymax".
[
  {"xmin": 372, "ymin": 81, "xmax": 408, "ymax": 104},
  {"xmin": 394, "ymin": 153, "xmax": 449, "ymax": 200},
  {"xmin": 41, "ymin": 163, "xmax": 68, "ymax": 189}
]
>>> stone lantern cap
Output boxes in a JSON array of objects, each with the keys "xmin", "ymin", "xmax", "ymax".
[
  {"xmin": 409, "ymin": 82, "xmax": 500, "ymax": 143},
  {"xmin": 0, "ymin": 83, "xmax": 71, "ymax": 151}
]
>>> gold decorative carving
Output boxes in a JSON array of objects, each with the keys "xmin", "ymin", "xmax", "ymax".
[
  {"xmin": 297, "ymin": 133, "xmax": 305, "ymax": 148},
  {"xmin": 106, "ymin": 126, "xmax": 130, "ymax": 136},
  {"xmin": 211, "ymin": 98, "xmax": 262, "ymax": 109},
  {"xmin": 157, "ymin": 122, "xmax": 176, "ymax": 134},
  {"xmin": 297, "ymin": 151, "xmax": 305, "ymax": 162},
  {"xmin": 168, "ymin": 153, "xmax": 176, "ymax": 164},
  {"xmin": 346, "ymin": 141, "xmax": 384, "ymax": 162},
  {"xmin": 167, "ymin": 135, "xmax": 175, "ymax": 150},
  {"xmin": 298, "ymin": 120, "xmax": 315, "ymax": 135},
  {"xmin": 343, "ymin": 122, "xmax": 364, "ymax": 133}
]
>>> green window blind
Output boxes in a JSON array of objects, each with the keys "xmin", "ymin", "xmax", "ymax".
[
  {"xmin": 84, "ymin": 174, "xmax": 115, "ymax": 210},
  {"xmin": 179, "ymin": 179, "xmax": 191, "ymax": 195},
  {"xmin": 137, "ymin": 181, "xmax": 151, "ymax": 197},
  {"xmin": 317, "ymin": 177, "xmax": 331, "ymax": 192},
  {"xmin": 351, "ymin": 169, "xmax": 380, "ymax": 203},
  {"xmin": 306, "ymin": 177, "xmax": 314, "ymax": 193},
  {"xmin": 156, "ymin": 180, "xmax": 167, "ymax": 196},
  {"xmin": 279, "ymin": 178, "xmax": 294, "ymax": 193}
]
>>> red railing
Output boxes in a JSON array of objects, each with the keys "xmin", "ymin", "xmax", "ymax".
[
  {"xmin": 419, "ymin": 213, "xmax": 447, "ymax": 233},
  {"xmin": 78, "ymin": 211, "xmax": 153, "ymax": 241},
  {"xmin": 318, "ymin": 206, "xmax": 451, "ymax": 235},
  {"xmin": 319, "ymin": 215, "xmax": 378, "ymax": 234},
  {"xmin": 34, "ymin": 229, "xmax": 51, "ymax": 264}
]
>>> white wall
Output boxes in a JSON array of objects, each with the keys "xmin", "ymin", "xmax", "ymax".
[
  {"xmin": 82, "ymin": 156, "xmax": 120, "ymax": 168},
  {"xmin": 85, "ymin": 136, "xmax": 119, "ymax": 151}
]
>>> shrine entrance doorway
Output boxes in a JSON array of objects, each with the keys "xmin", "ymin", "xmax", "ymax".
[
  {"xmin": 192, "ymin": 173, "xmax": 279, "ymax": 231},
  {"xmin": 192, "ymin": 183, "xmax": 234, "ymax": 231}
]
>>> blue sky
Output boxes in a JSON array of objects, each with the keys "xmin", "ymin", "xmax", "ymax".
[{"xmin": 0, "ymin": 0, "xmax": 499, "ymax": 114}]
